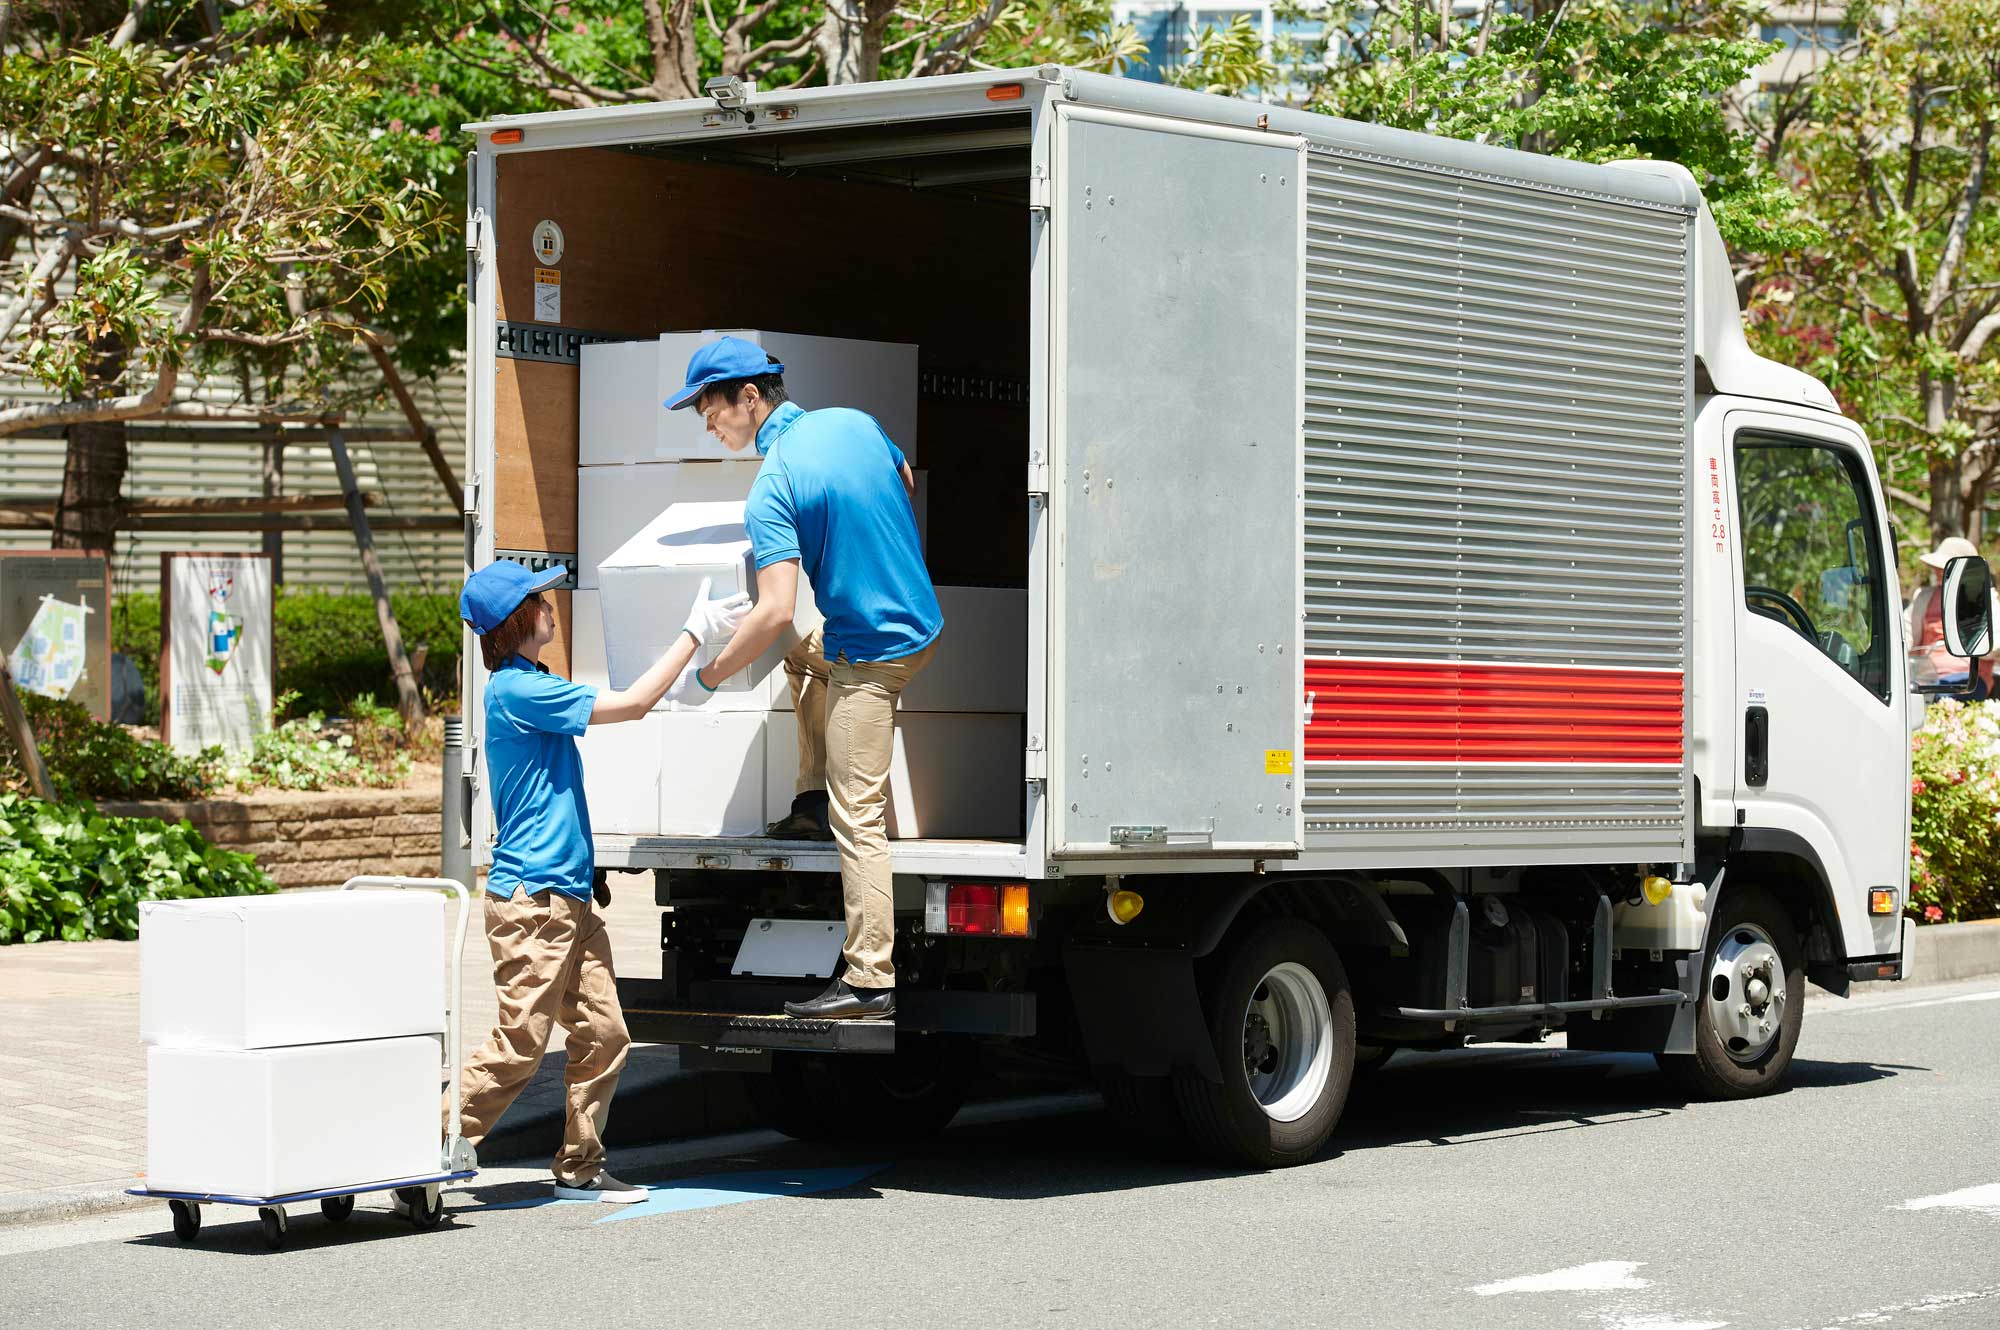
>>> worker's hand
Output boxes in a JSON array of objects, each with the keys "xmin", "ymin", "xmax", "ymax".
[
  {"xmin": 681, "ymin": 576, "xmax": 754, "ymax": 643},
  {"xmin": 665, "ymin": 660, "xmax": 714, "ymax": 708}
]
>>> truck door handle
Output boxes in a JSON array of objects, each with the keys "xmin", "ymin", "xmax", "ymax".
[{"xmin": 1745, "ymin": 705, "xmax": 1769, "ymax": 787}]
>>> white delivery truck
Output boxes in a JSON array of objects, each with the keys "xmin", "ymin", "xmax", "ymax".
[{"xmin": 459, "ymin": 67, "xmax": 1994, "ymax": 1167}]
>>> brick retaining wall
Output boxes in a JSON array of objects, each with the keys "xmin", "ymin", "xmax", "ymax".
[{"xmin": 98, "ymin": 789, "xmax": 441, "ymax": 888}]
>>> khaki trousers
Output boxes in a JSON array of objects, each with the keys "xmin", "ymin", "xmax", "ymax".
[
  {"xmin": 454, "ymin": 887, "xmax": 630, "ymax": 1184},
  {"xmin": 783, "ymin": 628, "xmax": 936, "ymax": 989}
]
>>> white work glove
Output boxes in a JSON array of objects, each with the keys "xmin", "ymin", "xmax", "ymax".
[
  {"xmin": 665, "ymin": 660, "xmax": 714, "ymax": 709},
  {"xmin": 680, "ymin": 576, "xmax": 754, "ymax": 643}
]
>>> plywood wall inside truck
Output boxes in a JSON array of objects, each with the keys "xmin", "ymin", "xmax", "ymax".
[{"xmin": 492, "ymin": 142, "xmax": 1030, "ymax": 667}]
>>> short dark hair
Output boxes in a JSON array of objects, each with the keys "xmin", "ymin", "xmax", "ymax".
[
  {"xmin": 480, "ymin": 594, "xmax": 545, "ymax": 671},
  {"xmin": 696, "ymin": 369, "xmax": 788, "ymax": 414}
]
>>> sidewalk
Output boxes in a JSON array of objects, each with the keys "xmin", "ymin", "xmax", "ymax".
[{"xmin": 0, "ymin": 875, "xmax": 746, "ymax": 1226}]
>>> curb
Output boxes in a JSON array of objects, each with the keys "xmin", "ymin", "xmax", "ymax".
[
  {"xmin": 0, "ymin": 1179, "xmax": 145, "ymax": 1231},
  {"xmin": 1910, "ymin": 918, "xmax": 2000, "ymax": 985}
]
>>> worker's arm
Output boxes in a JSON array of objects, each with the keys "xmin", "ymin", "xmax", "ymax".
[
  {"xmin": 697, "ymin": 559, "xmax": 799, "ymax": 689},
  {"xmin": 590, "ymin": 577, "xmax": 751, "ymax": 723},
  {"xmin": 900, "ymin": 458, "xmax": 917, "ymax": 503}
]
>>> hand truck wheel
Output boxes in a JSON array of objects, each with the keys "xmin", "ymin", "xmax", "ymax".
[
  {"xmin": 258, "ymin": 1205, "xmax": 288, "ymax": 1249},
  {"xmin": 169, "ymin": 1199, "xmax": 201, "ymax": 1243},
  {"xmin": 319, "ymin": 1194, "xmax": 356, "ymax": 1224},
  {"xmin": 409, "ymin": 1184, "xmax": 445, "ymax": 1230}
]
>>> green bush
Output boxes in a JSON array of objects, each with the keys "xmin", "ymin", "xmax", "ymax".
[
  {"xmin": 112, "ymin": 589, "xmax": 462, "ymax": 721},
  {"xmin": 0, "ymin": 793, "xmax": 274, "ymax": 944},
  {"xmin": 221, "ymin": 692, "xmax": 412, "ymax": 792},
  {"xmin": 1, "ymin": 695, "xmax": 218, "ymax": 801},
  {"xmin": 1909, "ymin": 699, "xmax": 2000, "ymax": 924}
]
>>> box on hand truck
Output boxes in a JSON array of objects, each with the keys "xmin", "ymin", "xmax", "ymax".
[{"xmin": 130, "ymin": 877, "xmax": 478, "ymax": 1249}]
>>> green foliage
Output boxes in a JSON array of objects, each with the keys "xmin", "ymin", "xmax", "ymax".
[
  {"xmin": 3, "ymin": 1, "xmax": 453, "ymax": 415},
  {"xmin": 1298, "ymin": 0, "xmax": 1811, "ymax": 257},
  {"xmin": 0, "ymin": 794, "xmax": 274, "ymax": 946},
  {"xmin": 0, "ymin": 696, "xmax": 219, "ymax": 802},
  {"xmin": 1908, "ymin": 700, "xmax": 2000, "ymax": 924},
  {"xmin": 222, "ymin": 692, "xmax": 411, "ymax": 792},
  {"xmin": 1164, "ymin": 15, "xmax": 1277, "ymax": 97},
  {"xmin": 112, "ymin": 589, "xmax": 461, "ymax": 721}
]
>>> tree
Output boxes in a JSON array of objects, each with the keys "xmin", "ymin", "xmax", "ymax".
[
  {"xmin": 1296, "ymin": 1, "xmax": 1814, "ymax": 268},
  {"xmin": 1747, "ymin": 0, "xmax": 2000, "ymax": 547},
  {"xmin": 0, "ymin": 0, "xmax": 451, "ymax": 553}
]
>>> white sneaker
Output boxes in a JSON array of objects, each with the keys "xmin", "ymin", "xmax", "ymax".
[{"xmin": 553, "ymin": 1171, "xmax": 647, "ymax": 1204}]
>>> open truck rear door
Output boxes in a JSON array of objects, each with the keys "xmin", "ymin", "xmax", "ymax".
[{"xmin": 1047, "ymin": 105, "xmax": 1306, "ymax": 860}]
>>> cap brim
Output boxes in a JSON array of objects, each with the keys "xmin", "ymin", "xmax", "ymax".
[
  {"xmin": 525, "ymin": 565, "xmax": 570, "ymax": 593},
  {"xmin": 1921, "ymin": 552, "xmax": 1953, "ymax": 570},
  {"xmin": 663, "ymin": 380, "xmax": 708, "ymax": 411}
]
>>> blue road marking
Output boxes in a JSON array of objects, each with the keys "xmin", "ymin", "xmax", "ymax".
[{"xmin": 461, "ymin": 1164, "xmax": 888, "ymax": 1223}]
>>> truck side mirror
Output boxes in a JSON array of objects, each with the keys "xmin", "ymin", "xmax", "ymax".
[{"xmin": 1942, "ymin": 554, "xmax": 1993, "ymax": 659}]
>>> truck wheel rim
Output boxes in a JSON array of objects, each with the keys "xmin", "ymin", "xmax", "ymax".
[
  {"xmin": 1707, "ymin": 923, "xmax": 1784, "ymax": 1063},
  {"xmin": 1240, "ymin": 962, "xmax": 1334, "ymax": 1123}
]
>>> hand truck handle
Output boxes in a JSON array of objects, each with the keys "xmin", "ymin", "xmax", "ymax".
[{"xmin": 340, "ymin": 876, "xmax": 472, "ymax": 1151}]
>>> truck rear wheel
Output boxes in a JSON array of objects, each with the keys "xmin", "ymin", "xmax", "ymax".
[
  {"xmin": 764, "ymin": 1035, "xmax": 976, "ymax": 1143},
  {"xmin": 1174, "ymin": 918, "xmax": 1355, "ymax": 1168},
  {"xmin": 1656, "ymin": 885, "xmax": 1804, "ymax": 1099}
]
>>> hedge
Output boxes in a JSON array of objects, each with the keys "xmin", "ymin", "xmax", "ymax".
[
  {"xmin": 113, "ymin": 589, "xmax": 461, "ymax": 720},
  {"xmin": 1909, "ymin": 699, "xmax": 2000, "ymax": 924},
  {"xmin": 0, "ymin": 793, "xmax": 274, "ymax": 944}
]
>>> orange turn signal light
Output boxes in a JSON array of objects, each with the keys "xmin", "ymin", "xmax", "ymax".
[
  {"xmin": 1869, "ymin": 888, "xmax": 1898, "ymax": 916},
  {"xmin": 490, "ymin": 127, "xmax": 524, "ymax": 145},
  {"xmin": 1000, "ymin": 884, "xmax": 1032, "ymax": 937},
  {"xmin": 986, "ymin": 84, "xmax": 1025, "ymax": 102}
]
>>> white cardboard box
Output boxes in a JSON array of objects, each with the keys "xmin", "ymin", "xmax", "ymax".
[
  {"xmin": 140, "ymin": 893, "xmax": 444, "ymax": 1050},
  {"xmin": 576, "ymin": 710, "xmax": 664, "ymax": 835},
  {"xmin": 574, "ymin": 460, "xmax": 760, "ymax": 591},
  {"xmin": 660, "ymin": 711, "xmax": 767, "ymax": 835},
  {"xmin": 146, "ymin": 1038, "xmax": 440, "ymax": 1196},
  {"xmin": 765, "ymin": 711, "xmax": 1024, "ymax": 840},
  {"xmin": 579, "ymin": 330, "xmax": 919, "ymax": 467},
  {"xmin": 900, "ymin": 586, "xmax": 1028, "ymax": 713}
]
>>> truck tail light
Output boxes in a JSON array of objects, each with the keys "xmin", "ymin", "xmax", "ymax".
[{"xmin": 926, "ymin": 882, "xmax": 1033, "ymax": 937}]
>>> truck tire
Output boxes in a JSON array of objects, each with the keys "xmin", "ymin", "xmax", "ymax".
[
  {"xmin": 1656, "ymin": 884, "xmax": 1804, "ymax": 1099},
  {"xmin": 1173, "ymin": 918, "xmax": 1355, "ymax": 1168},
  {"xmin": 764, "ymin": 1035, "xmax": 976, "ymax": 1143}
]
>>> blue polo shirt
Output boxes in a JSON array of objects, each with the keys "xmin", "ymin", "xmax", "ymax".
[
  {"xmin": 482, "ymin": 655, "xmax": 598, "ymax": 899},
  {"xmin": 744, "ymin": 402, "xmax": 943, "ymax": 664}
]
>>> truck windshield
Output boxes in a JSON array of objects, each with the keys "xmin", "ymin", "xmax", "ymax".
[{"xmin": 1734, "ymin": 434, "xmax": 1891, "ymax": 702}]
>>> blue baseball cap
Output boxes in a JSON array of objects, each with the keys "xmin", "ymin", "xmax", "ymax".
[
  {"xmin": 664, "ymin": 335, "xmax": 785, "ymax": 411},
  {"xmin": 460, "ymin": 560, "xmax": 567, "ymax": 635}
]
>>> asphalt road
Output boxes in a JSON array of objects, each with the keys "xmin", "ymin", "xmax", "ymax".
[{"xmin": 5, "ymin": 978, "xmax": 1997, "ymax": 1330}]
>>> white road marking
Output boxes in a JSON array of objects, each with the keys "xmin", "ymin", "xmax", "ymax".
[
  {"xmin": 1774, "ymin": 1285, "xmax": 2000, "ymax": 1329},
  {"xmin": 1595, "ymin": 1317, "xmax": 1726, "ymax": 1330},
  {"xmin": 1472, "ymin": 1261, "xmax": 1650, "ymax": 1296},
  {"xmin": 1898, "ymin": 1183, "xmax": 2000, "ymax": 1215},
  {"xmin": 1814, "ymin": 988, "xmax": 2000, "ymax": 1017}
]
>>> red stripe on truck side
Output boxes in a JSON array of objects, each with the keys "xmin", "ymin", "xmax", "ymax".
[{"xmin": 1304, "ymin": 659, "xmax": 1686, "ymax": 764}]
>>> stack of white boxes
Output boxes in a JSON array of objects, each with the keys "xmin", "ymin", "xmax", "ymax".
[
  {"xmin": 140, "ymin": 892, "xmax": 446, "ymax": 1197},
  {"xmin": 574, "ymin": 329, "xmax": 1026, "ymax": 842}
]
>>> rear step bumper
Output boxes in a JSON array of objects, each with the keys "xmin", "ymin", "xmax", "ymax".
[{"xmin": 615, "ymin": 978, "xmax": 1034, "ymax": 1052}]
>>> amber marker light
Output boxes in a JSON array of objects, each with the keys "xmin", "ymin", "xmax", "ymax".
[
  {"xmin": 1000, "ymin": 884, "xmax": 1032, "ymax": 937},
  {"xmin": 1869, "ymin": 888, "xmax": 1898, "ymax": 916},
  {"xmin": 490, "ymin": 128, "xmax": 524, "ymax": 145},
  {"xmin": 986, "ymin": 84, "xmax": 1025, "ymax": 102},
  {"xmin": 1107, "ymin": 889, "xmax": 1145, "ymax": 925}
]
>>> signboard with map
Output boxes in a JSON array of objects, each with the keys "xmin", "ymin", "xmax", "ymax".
[
  {"xmin": 161, "ymin": 552, "xmax": 274, "ymax": 754},
  {"xmin": 0, "ymin": 550, "xmax": 111, "ymax": 721}
]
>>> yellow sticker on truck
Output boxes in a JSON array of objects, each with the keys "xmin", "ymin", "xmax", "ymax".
[{"xmin": 1265, "ymin": 749, "xmax": 1294, "ymax": 775}]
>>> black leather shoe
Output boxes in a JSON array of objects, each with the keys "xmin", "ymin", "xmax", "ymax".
[
  {"xmin": 783, "ymin": 979, "xmax": 894, "ymax": 1021},
  {"xmin": 765, "ymin": 793, "xmax": 832, "ymax": 841},
  {"xmin": 764, "ymin": 810, "xmax": 833, "ymax": 841}
]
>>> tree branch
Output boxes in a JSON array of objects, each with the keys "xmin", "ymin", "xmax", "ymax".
[
  {"xmin": 1927, "ymin": 119, "xmax": 1995, "ymax": 322},
  {"xmin": 0, "ymin": 265, "xmax": 209, "ymax": 438}
]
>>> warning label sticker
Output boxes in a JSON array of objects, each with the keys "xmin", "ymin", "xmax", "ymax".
[
  {"xmin": 533, "ymin": 267, "xmax": 561, "ymax": 322},
  {"xmin": 1265, "ymin": 749, "xmax": 1294, "ymax": 776}
]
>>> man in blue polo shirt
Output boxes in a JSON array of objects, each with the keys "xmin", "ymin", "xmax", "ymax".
[
  {"xmin": 455, "ymin": 558, "xmax": 747, "ymax": 1199},
  {"xmin": 667, "ymin": 336, "xmax": 942, "ymax": 1021}
]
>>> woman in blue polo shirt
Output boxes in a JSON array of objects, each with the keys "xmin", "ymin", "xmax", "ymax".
[{"xmin": 454, "ymin": 559, "xmax": 747, "ymax": 1202}]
